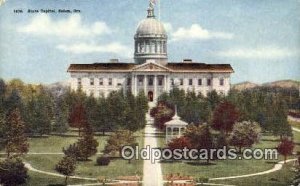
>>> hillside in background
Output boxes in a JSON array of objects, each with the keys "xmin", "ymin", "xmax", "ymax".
[{"xmin": 232, "ymin": 80, "xmax": 300, "ymax": 91}]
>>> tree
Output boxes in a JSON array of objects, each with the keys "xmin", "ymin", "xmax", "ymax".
[
  {"xmin": 151, "ymin": 102, "xmax": 174, "ymax": 129},
  {"xmin": 96, "ymin": 97, "xmax": 110, "ymax": 135},
  {"xmin": 103, "ymin": 130, "xmax": 136, "ymax": 157},
  {"xmin": 167, "ymin": 136, "xmax": 192, "ymax": 151},
  {"xmin": 0, "ymin": 158, "xmax": 28, "ymax": 186},
  {"xmin": 76, "ymin": 121, "xmax": 99, "ymax": 161},
  {"xmin": 124, "ymin": 91, "xmax": 139, "ymax": 131},
  {"xmin": 0, "ymin": 79, "xmax": 5, "ymax": 98},
  {"xmin": 229, "ymin": 121, "xmax": 261, "ymax": 152},
  {"xmin": 106, "ymin": 91, "xmax": 127, "ymax": 130},
  {"xmin": 206, "ymin": 90, "xmax": 222, "ymax": 111},
  {"xmin": 55, "ymin": 156, "xmax": 76, "ymax": 186},
  {"xmin": 277, "ymin": 138, "xmax": 294, "ymax": 163},
  {"xmin": 63, "ymin": 143, "xmax": 80, "ymax": 159},
  {"xmin": 53, "ymin": 95, "xmax": 69, "ymax": 134},
  {"xmin": 212, "ymin": 101, "xmax": 239, "ymax": 134},
  {"xmin": 26, "ymin": 91, "xmax": 52, "ymax": 136},
  {"xmin": 68, "ymin": 103, "xmax": 87, "ymax": 136},
  {"xmin": 5, "ymin": 108, "xmax": 29, "ymax": 158},
  {"xmin": 84, "ymin": 95, "xmax": 99, "ymax": 132},
  {"xmin": 185, "ymin": 124, "xmax": 214, "ymax": 163},
  {"xmin": 181, "ymin": 91, "xmax": 204, "ymax": 124},
  {"xmin": 135, "ymin": 91, "xmax": 148, "ymax": 129},
  {"xmin": 4, "ymin": 89, "xmax": 22, "ymax": 114}
]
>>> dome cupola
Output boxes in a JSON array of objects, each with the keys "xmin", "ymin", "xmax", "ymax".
[{"xmin": 134, "ymin": 2, "xmax": 168, "ymax": 65}]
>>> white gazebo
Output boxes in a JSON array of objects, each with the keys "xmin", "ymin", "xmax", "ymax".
[{"xmin": 164, "ymin": 106, "xmax": 188, "ymax": 143}]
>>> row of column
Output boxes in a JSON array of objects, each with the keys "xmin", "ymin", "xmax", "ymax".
[
  {"xmin": 135, "ymin": 40, "xmax": 167, "ymax": 54},
  {"xmin": 131, "ymin": 74, "xmax": 170, "ymax": 98}
]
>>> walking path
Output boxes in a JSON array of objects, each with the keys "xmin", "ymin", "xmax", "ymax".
[
  {"xmin": 24, "ymin": 162, "xmax": 97, "ymax": 181},
  {"xmin": 142, "ymin": 112, "xmax": 163, "ymax": 186},
  {"xmin": 209, "ymin": 159, "xmax": 296, "ymax": 180},
  {"xmin": 293, "ymin": 127, "xmax": 300, "ymax": 133},
  {"xmin": 288, "ymin": 115, "xmax": 300, "ymax": 132}
]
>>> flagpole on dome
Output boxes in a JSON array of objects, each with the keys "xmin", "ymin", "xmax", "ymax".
[{"xmin": 158, "ymin": 0, "xmax": 161, "ymax": 21}]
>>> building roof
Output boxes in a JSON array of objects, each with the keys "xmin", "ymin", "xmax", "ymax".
[
  {"xmin": 167, "ymin": 63, "xmax": 234, "ymax": 73},
  {"xmin": 67, "ymin": 63, "xmax": 136, "ymax": 72},
  {"xmin": 68, "ymin": 62, "xmax": 233, "ymax": 73}
]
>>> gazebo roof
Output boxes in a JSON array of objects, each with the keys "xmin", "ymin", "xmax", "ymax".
[{"xmin": 164, "ymin": 107, "xmax": 188, "ymax": 126}]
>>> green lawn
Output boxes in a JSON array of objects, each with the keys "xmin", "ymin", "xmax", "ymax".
[
  {"xmin": 161, "ymin": 159, "xmax": 275, "ymax": 178},
  {"xmin": 0, "ymin": 129, "xmax": 145, "ymax": 185},
  {"xmin": 26, "ymin": 171, "xmax": 95, "ymax": 186},
  {"xmin": 24, "ymin": 155, "xmax": 143, "ymax": 179},
  {"xmin": 210, "ymin": 162, "xmax": 296, "ymax": 186},
  {"xmin": 159, "ymin": 125, "xmax": 300, "ymax": 184},
  {"xmin": 3, "ymin": 120, "xmax": 300, "ymax": 186}
]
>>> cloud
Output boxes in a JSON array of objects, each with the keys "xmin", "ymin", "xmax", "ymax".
[
  {"xmin": 18, "ymin": 14, "xmax": 110, "ymax": 38},
  {"xmin": 56, "ymin": 42, "xmax": 132, "ymax": 57},
  {"xmin": 171, "ymin": 24, "xmax": 233, "ymax": 41},
  {"xmin": 163, "ymin": 22, "xmax": 173, "ymax": 33},
  {"xmin": 217, "ymin": 46, "xmax": 299, "ymax": 59}
]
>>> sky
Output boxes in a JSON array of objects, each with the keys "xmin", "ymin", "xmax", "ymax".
[{"xmin": 0, "ymin": 0, "xmax": 299, "ymax": 84}]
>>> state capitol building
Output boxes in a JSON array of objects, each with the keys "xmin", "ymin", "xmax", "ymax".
[{"xmin": 67, "ymin": 3, "xmax": 234, "ymax": 102}]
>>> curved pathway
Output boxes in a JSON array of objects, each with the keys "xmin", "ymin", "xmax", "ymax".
[
  {"xmin": 292, "ymin": 127, "xmax": 300, "ymax": 133},
  {"xmin": 24, "ymin": 162, "xmax": 97, "ymax": 181},
  {"xmin": 209, "ymin": 159, "xmax": 296, "ymax": 180}
]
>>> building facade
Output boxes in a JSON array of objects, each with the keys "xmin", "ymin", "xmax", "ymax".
[{"xmin": 67, "ymin": 3, "xmax": 234, "ymax": 102}]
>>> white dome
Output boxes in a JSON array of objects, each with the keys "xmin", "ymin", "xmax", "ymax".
[{"xmin": 136, "ymin": 18, "xmax": 166, "ymax": 36}]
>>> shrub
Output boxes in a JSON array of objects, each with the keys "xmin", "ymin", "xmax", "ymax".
[
  {"xmin": 0, "ymin": 158, "xmax": 28, "ymax": 186},
  {"xmin": 194, "ymin": 177, "xmax": 209, "ymax": 183},
  {"xmin": 96, "ymin": 156, "xmax": 110, "ymax": 166}
]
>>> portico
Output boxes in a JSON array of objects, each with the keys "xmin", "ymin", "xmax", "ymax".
[
  {"xmin": 131, "ymin": 61, "xmax": 171, "ymax": 102},
  {"xmin": 131, "ymin": 74, "xmax": 170, "ymax": 101}
]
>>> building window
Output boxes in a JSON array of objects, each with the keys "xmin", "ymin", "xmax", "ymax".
[
  {"xmin": 189, "ymin": 79, "xmax": 193, "ymax": 86},
  {"xmin": 108, "ymin": 78, "xmax": 112, "ymax": 86},
  {"xmin": 140, "ymin": 43, "xmax": 144, "ymax": 53},
  {"xmin": 77, "ymin": 78, "xmax": 81, "ymax": 87},
  {"xmin": 171, "ymin": 78, "xmax": 174, "ymax": 86},
  {"xmin": 90, "ymin": 78, "xmax": 94, "ymax": 86},
  {"xmin": 127, "ymin": 78, "xmax": 131, "ymax": 86},
  {"xmin": 138, "ymin": 76, "xmax": 143, "ymax": 86},
  {"xmin": 180, "ymin": 79, "xmax": 183, "ymax": 86},
  {"xmin": 207, "ymin": 79, "xmax": 211, "ymax": 86},
  {"xmin": 148, "ymin": 77, "xmax": 153, "ymax": 86},
  {"xmin": 158, "ymin": 78, "xmax": 163, "ymax": 86},
  {"xmin": 198, "ymin": 79, "xmax": 202, "ymax": 86},
  {"xmin": 99, "ymin": 78, "xmax": 103, "ymax": 86},
  {"xmin": 220, "ymin": 78, "xmax": 224, "ymax": 86}
]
